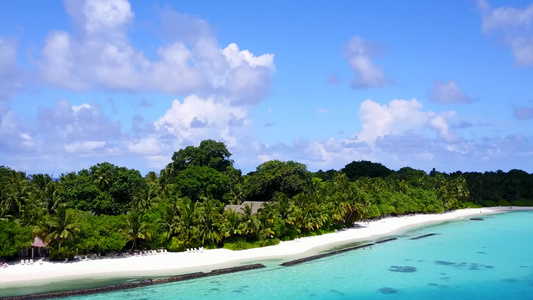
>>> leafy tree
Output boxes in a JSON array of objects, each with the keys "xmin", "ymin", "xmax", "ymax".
[
  {"xmin": 245, "ymin": 160, "xmax": 312, "ymax": 202},
  {"xmin": 0, "ymin": 221, "xmax": 32, "ymax": 257},
  {"xmin": 174, "ymin": 165, "xmax": 230, "ymax": 203},
  {"xmin": 313, "ymin": 169, "xmax": 338, "ymax": 181},
  {"xmin": 341, "ymin": 160, "xmax": 393, "ymax": 181},
  {"xmin": 167, "ymin": 139, "xmax": 233, "ymax": 176},
  {"xmin": 60, "ymin": 163, "xmax": 146, "ymax": 215}
]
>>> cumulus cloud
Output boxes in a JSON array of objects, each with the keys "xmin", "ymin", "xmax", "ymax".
[
  {"xmin": 477, "ymin": 0, "xmax": 533, "ymax": 66},
  {"xmin": 429, "ymin": 80, "xmax": 472, "ymax": 103},
  {"xmin": 344, "ymin": 36, "xmax": 388, "ymax": 88},
  {"xmin": 355, "ymin": 99, "xmax": 457, "ymax": 144},
  {"xmin": 0, "ymin": 38, "xmax": 21, "ymax": 100},
  {"xmin": 38, "ymin": 0, "xmax": 275, "ymax": 104},
  {"xmin": 236, "ymin": 99, "xmax": 462, "ymax": 172},
  {"xmin": 513, "ymin": 105, "xmax": 533, "ymax": 120},
  {"xmin": 154, "ymin": 94, "xmax": 250, "ymax": 149}
]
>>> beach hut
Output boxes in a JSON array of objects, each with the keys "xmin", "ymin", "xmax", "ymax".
[
  {"xmin": 31, "ymin": 237, "xmax": 48, "ymax": 259},
  {"xmin": 225, "ymin": 201, "xmax": 265, "ymax": 214}
]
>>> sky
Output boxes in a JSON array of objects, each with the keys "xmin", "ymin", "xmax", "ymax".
[{"xmin": 1, "ymin": 0, "xmax": 533, "ymax": 175}]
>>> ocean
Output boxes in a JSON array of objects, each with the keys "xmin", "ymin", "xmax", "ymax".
[{"xmin": 10, "ymin": 211, "xmax": 533, "ymax": 299}]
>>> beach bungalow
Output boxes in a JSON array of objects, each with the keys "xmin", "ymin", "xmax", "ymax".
[
  {"xmin": 30, "ymin": 237, "xmax": 49, "ymax": 259},
  {"xmin": 225, "ymin": 201, "xmax": 265, "ymax": 214}
]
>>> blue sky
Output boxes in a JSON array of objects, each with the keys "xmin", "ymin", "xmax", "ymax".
[{"xmin": 1, "ymin": 0, "xmax": 533, "ymax": 175}]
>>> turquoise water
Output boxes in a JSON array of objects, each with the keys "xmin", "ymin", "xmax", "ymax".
[{"xmin": 29, "ymin": 212, "xmax": 533, "ymax": 299}]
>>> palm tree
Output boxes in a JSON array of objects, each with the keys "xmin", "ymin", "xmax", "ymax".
[
  {"xmin": 237, "ymin": 204, "xmax": 262, "ymax": 240},
  {"xmin": 34, "ymin": 206, "xmax": 80, "ymax": 260},
  {"xmin": 145, "ymin": 171, "xmax": 159, "ymax": 188},
  {"xmin": 93, "ymin": 167, "xmax": 112, "ymax": 191},
  {"xmin": 2, "ymin": 171, "xmax": 31, "ymax": 216},
  {"xmin": 123, "ymin": 211, "xmax": 152, "ymax": 251},
  {"xmin": 195, "ymin": 198, "xmax": 224, "ymax": 246},
  {"xmin": 157, "ymin": 196, "xmax": 181, "ymax": 239},
  {"xmin": 130, "ymin": 187, "xmax": 158, "ymax": 212},
  {"xmin": 158, "ymin": 166, "xmax": 176, "ymax": 200},
  {"xmin": 221, "ymin": 208, "xmax": 241, "ymax": 239},
  {"xmin": 174, "ymin": 198, "xmax": 199, "ymax": 247}
]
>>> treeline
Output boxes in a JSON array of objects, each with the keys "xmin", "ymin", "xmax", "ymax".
[{"xmin": 0, "ymin": 140, "xmax": 531, "ymax": 260}]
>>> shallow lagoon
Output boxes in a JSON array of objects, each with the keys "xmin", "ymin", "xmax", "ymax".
[{"xmin": 60, "ymin": 211, "xmax": 533, "ymax": 300}]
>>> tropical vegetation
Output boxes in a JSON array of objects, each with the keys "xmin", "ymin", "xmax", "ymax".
[{"xmin": 1, "ymin": 139, "xmax": 532, "ymax": 260}]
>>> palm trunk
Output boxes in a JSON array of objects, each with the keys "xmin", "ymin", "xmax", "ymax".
[{"xmin": 131, "ymin": 238, "xmax": 136, "ymax": 251}]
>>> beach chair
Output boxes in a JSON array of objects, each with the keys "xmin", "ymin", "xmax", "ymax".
[{"xmin": 30, "ymin": 259, "xmax": 34, "ymax": 265}]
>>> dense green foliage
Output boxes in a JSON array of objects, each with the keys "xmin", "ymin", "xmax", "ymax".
[
  {"xmin": 341, "ymin": 160, "xmax": 393, "ymax": 181},
  {"xmin": 1, "ymin": 141, "xmax": 532, "ymax": 261},
  {"xmin": 0, "ymin": 221, "xmax": 32, "ymax": 257},
  {"xmin": 454, "ymin": 170, "xmax": 533, "ymax": 207},
  {"xmin": 244, "ymin": 160, "xmax": 312, "ymax": 202}
]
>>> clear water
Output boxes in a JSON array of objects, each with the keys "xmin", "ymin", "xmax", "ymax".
[{"xmin": 22, "ymin": 212, "xmax": 533, "ymax": 299}]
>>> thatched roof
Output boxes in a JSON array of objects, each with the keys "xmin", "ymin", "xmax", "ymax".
[{"xmin": 225, "ymin": 201, "xmax": 265, "ymax": 214}]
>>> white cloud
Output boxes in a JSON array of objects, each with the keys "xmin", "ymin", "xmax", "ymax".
[
  {"xmin": 222, "ymin": 43, "xmax": 274, "ymax": 69},
  {"xmin": 64, "ymin": 141, "xmax": 106, "ymax": 153},
  {"xmin": 429, "ymin": 80, "xmax": 472, "ymax": 103},
  {"xmin": 146, "ymin": 155, "xmax": 171, "ymax": 170},
  {"xmin": 478, "ymin": 0, "xmax": 533, "ymax": 32},
  {"xmin": 38, "ymin": 1, "xmax": 275, "ymax": 104},
  {"xmin": 345, "ymin": 36, "xmax": 388, "ymax": 88},
  {"xmin": 154, "ymin": 94, "xmax": 249, "ymax": 149},
  {"xmin": 127, "ymin": 137, "xmax": 162, "ymax": 155},
  {"xmin": 355, "ymin": 99, "xmax": 457, "ymax": 144},
  {"xmin": 477, "ymin": 0, "xmax": 533, "ymax": 66},
  {"xmin": 81, "ymin": 0, "xmax": 134, "ymax": 35}
]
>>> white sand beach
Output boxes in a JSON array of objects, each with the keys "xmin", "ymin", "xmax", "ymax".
[{"xmin": 1, "ymin": 206, "xmax": 531, "ymax": 291}]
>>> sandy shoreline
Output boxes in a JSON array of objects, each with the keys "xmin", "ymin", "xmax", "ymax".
[{"xmin": 1, "ymin": 206, "xmax": 532, "ymax": 293}]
